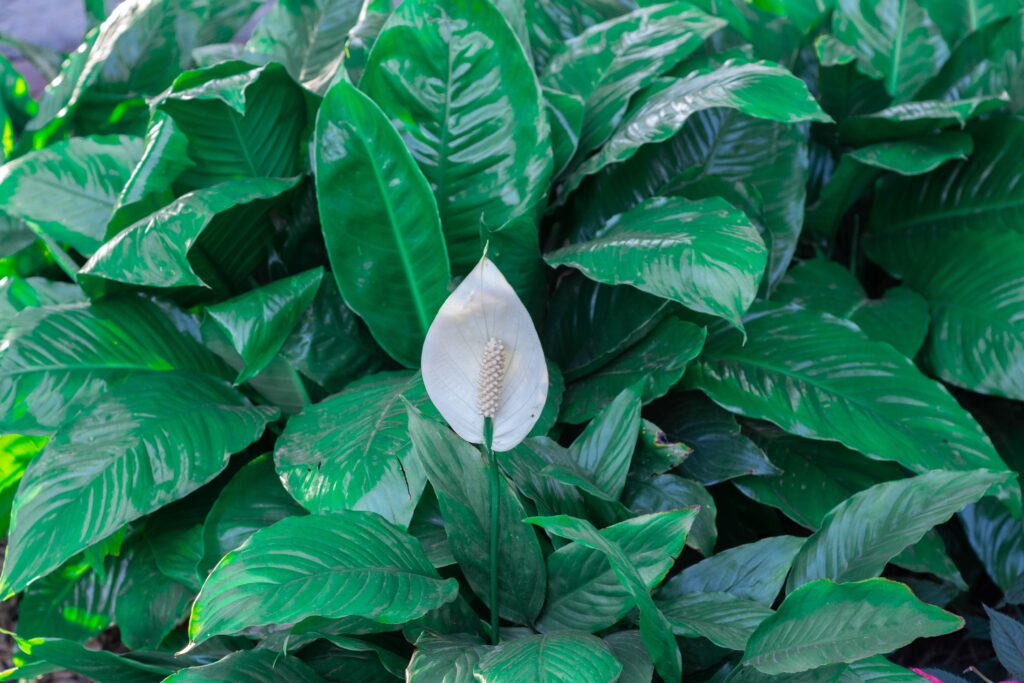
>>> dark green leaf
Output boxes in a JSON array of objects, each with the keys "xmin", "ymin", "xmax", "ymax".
[
  {"xmin": 604, "ymin": 631, "xmax": 654, "ymax": 683},
  {"xmin": 986, "ymin": 605, "xmax": 1024, "ymax": 680},
  {"xmin": 526, "ymin": 514, "xmax": 681, "ymax": 683},
  {"xmin": 406, "ymin": 404, "xmax": 546, "ymax": 625},
  {"xmin": 0, "ymin": 135, "xmax": 143, "ymax": 254},
  {"xmin": 476, "ymin": 632, "xmax": 621, "ymax": 683},
  {"xmin": 206, "ymin": 268, "xmax": 323, "ymax": 383},
  {"xmin": 405, "ymin": 634, "xmax": 488, "ymax": 683},
  {"xmin": 1, "ymin": 371, "xmax": 276, "ymax": 595},
  {"xmin": 683, "ymin": 303, "xmax": 1020, "ymax": 513},
  {"xmin": 787, "ymin": 469, "xmax": 1008, "ymax": 590},
  {"xmin": 961, "ymin": 498, "xmax": 1024, "ymax": 593},
  {"xmin": 1, "ymin": 631, "xmax": 169, "ymax": 683},
  {"xmin": 300, "ymin": 634, "xmax": 407, "ymax": 682},
  {"xmin": 502, "ymin": 438, "xmax": 588, "ymax": 519},
  {"xmin": 659, "ymin": 591, "xmax": 773, "ymax": 650},
  {"xmin": 567, "ymin": 385, "xmax": 641, "ymax": 499},
  {"xmin": 631, "ymin": 419, "xmax": 692, "ymax": 480},
  {"xmin": 80, "ymin": 177, "xmax": 300, "ymax": 298},
  {"xmin": 658, "ymin": 535, "xmax": 804, "ymax": 606},
  {"xmin": 164, "ymin": 649, "xmax": 324, "ymax": 683},
  {"xmin": 361, "ymin": 0, "xmax": 552, "ymax": 291},
  {"xmin": 624, "ymin": 474, "xmax": 717, "ymax": 556},
  {"xmin": 115, "ymin": 539, "xmax": 194, "ymax": 650},
  {"xmin": 539, "ymin": 509, "xmax": 698, "ymax": 632},
  {"xmin": 544, "ymin": 87, "xmax": 586, "ymax": 176},
  {"xmin": 917, "ymin": 0, "xmax": 1020, "ymax": 50},
  {"xmin": 18, "ymin": 555, "xmax": 126, "ymax": 642},
  {"xmin": 772, "ymin": 258, "xmax": 930, "ymax": 357},
  {"xmin": 649, "ymin": 392, "xmax": 780, "ymax": 485},
  {"xmin": 187, "ymin": 511, "xmax": 458, "ymax": 644},
  {"xmin": 314, "ymin": 79, "xmax": 451, "ymax": 368},
  {"xmin": 838, "ymin": 96, "xmax": 1008, "ymax": 144},
  {"xmin": 743, "ymin": 579, "xmax": 963, "ymax": 674},
  {"xmin": 276, "ymin": 371, "xmax": 434, "ymax": 526}
]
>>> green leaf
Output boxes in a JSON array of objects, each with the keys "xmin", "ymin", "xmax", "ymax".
[
  {"xmin": 659, "ymin": 591, "xmax": 773, "ymax": 650},
  {"xmin": 1, "ymin": 371, "xmax": 276, "ymax": 595},
  {"xmin": 115, "ymin": 539, "xmax": 194, "ymax": 650},
  {"xmin": 476, "ymin": 632, "xmax": 621, "ymax": 683},
  {"xmin": 830, "ymin": 0, "xmax": 948, "ymax": 101},
  {"xmin": 575, "ymin": 108, "xmax": 814, "ymax": 289},
  {"xmin": 164, "ymin": 649, "xmax": 324, "ymax": 683},
  {"xmin": 567, "ymin": 384, "xmax": 641, "ymax": 500},
  {"xmin": 314, "ymin": 79, "xmax": 451, "ymax": 368},
  {"xmin": 0, "ymin": 296, "xmax": 227, "ymax": 433},
  {"xmin": 0, "ymin": 135, "xmax": 143, "ymax": 255},
  {"xmin": 108, "ymin": 111, "xmax": 194, "ymax": 233},
  {"xmin": 772, "ymin": 258, "xmax": 930, "ymax": 357},
  {"xmin": 648, "ymin": 392, "xmax": 780, "ymax": 485},
  {"xmin": 247, "ymin": 0, "xmax": 363, "ymax": 94},
  {"xmin": 547, "ymin": 196, "xmax": 766, "ymax": 326},
  {"xmin": 544, "ymin": 87, "xmax": 586, "ymax": 176},
  {"xmin": 867, "ymin": 119, "xmax": 1024, "ymax": 401},
  {"xmin": 18, "ymin": 555, "xmax": 125, "ymax": 643},
  {"xmin": 559, "ymin": 58, "xmax": 831, "ymax": 196},
  {"xmin": 838, "ymin": 96, "xmax": 1008, "ymax": 144},
  {"xmin": 0, "ymin": 277, "xmax": 84, "ymax": 321},
  {"xmin": 278, "ymin": 277, "xmax": 389, "ymax": 394},
  {"xmin": 405, "ymin": 634, "xmax": 488, "ymax": 683},
  {"xmin": 526, "ymin": 514, "xmax": 681, "ymax": 683},
  {"xmin": 200, "ymin": 454, "xmax": 305, "ymax": 574},
  {"xmin": 787, "ymin": 469, "xmax": 1008, "ymax": 590},
  {"xmin": 539, "ymin": 509, "xmax": 698, "ymax": 632},
  {"xmin": 658, "ymin": 535, "xmax": 804, "ymax": 606},
  {"xmin": 406, "ymin": 404, "xmax": 546, "ymax": 625},
  {"xmin": 301, "ymin": 635, "xmax": 408, "ymax": 682},
  {"xmin": 961, "ymin": 498, "xmax": 1024, "ymax": 593},
  {"xmin": 544, "ymin": 274, "xmax": 670, "ymax": 382},
  {"xmin": 917, "ymin": 0, "xmax": 1020, "ymax": 48},
  {"xmin": 502, "ymin": 438, "xmax": 588, "ymax": 519},
  {"xmin": 361, "ymin": 0, "xmax": 553, "ymax": 280},
  {"xmin": 526, "ymin": 0, "xmax": 631, "ymax": 71},
  {"xmin": 188, "ymin": 511, "xmax": 458, "ymax": 644},
  {"xmin": 631, "ymin": 419, "xmax": 692, "ymax": 480},
  {"xmin": 80, "ymin": 177, "xmax": 300, "ymax": 297},
  {"xmin": 276, "ymin": 371, "xmax": 434, "ymax": 527},
  {"xmin": 0, "ymin": 434, "xmax": 46, "ymax": 536},
  {"xmin": 916, "ymin": 14, "xmax": 1024, "ymax": 111},
  {"xmin": 604, "ymin": 631, "xmax": 653, "ymax": 683},
  {"xmin": 742, "ymin": 579, "xmax": 963, "ymax": 674},
  {"xmin": 543, "ymin": 3, "xmax": 725, "ymax": 157},
  {"xmin": 985, "ymin": 605, "xmax": 1024, "ymax": 681},
  {"xmin": 624, "ymin": 474, "xmax": 717, "ymax": 556},
  {"xmin": 158, "ymin": 63, "xmax": 309, "ymax": 189},
  {"xmin": 1, "ymin": 631, "xmax": 169, "ymax": 683},
  {"xmin": 683, "ymin": 302, "xmax": 1020, "ymax": 513},
  {"xmin": 206, "ymin": 268, "xmax": 323, "ymax": 383},
  {"xmin": 805, "ymin": 134, "xmax": 972, "ymax": 241}
]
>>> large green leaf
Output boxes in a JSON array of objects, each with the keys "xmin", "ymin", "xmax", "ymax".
[
  {"xmin": 604, "ymin": 631, "xmax": 653, "ymax": 683},
  {"xmin": 301, "ymin": 634, "xmax": 407, "ymax": 682},
  {"xmin": 961, "ymin": 498, "xmax": 1024, "ymax": 593},
  {"xmin": 79, "ymin": 177, "xmax": 300, "ymax": 298},
  {"xmin": 559, "ymin": 58, "xmax": 830, "ymax": 197},
  {"xmin": 547, "ymin": 196, "xmax": 766, "ymax": 326},
  {"xmin": 658, "ymin": 536, "xmax": 804, "ymax": 606},
  {"xmin": 575, "ymin": 108, "xmax": 815, "ymax": 288},
  {"xmin": 164, "ymin": 649, "xmax": 324, "ymax": 683},
  {"xmin": 838, "ymin": 96, "xmax": 1008, "ymax": 144},
  {"xmin": 0, "ymin": 631, "xmax": 170, "ymax": 683},
  {"xmin": 475, "ymin": 632, "xmax": 621, "ymax": 683},
  {"xmin": 405, "ymin": 634, "xmax": 488, "ymax": 683},
  {"xmin": 502, "ymin": 438, "xmax": 588, "ymax": 520},
  {"xmin": 115, "ymin": 539, "xmax": 195, "ymax": 650},
  {"xmin": 527, "ymin": 514, "xmax": 682, "ymax": 683},
  {"xmin": 314, "ymin": 79, "xmax": 450, "ymax": 368},
  {"xmin": 742, "ymin": 579, "xmax": 963, "ymax": 674},
  {"xmin": 361, "ymin": 0, "xmax": 552, "ymax": 285},
  {"xmin": 566, "ymin": 385, "xmax": 641, "ymax": 500},
  {"xmin": 0, "ymin": 135, "xmax": 143, "ymax": 255},
  {"xmin": 830, "ymin": 0, "xmax": 948, "ymax": 101},
  {"xmin": 205, "ymin": 268, "xmax": 322, "ymax": 383},
  {"xmin": 543, "ymin": 3, "xmax": 725, "ymax": 158},
  {"xmin": 200, "ymin": 454, "xmax": 305, "ymax": 574},
  {"xmin": 543, "ymin": 274, "xmax": 670, "ymax": 381},
  {"xmin": 772, "ymin": 258, "xmax": 930, "ymax": 357},
  {"xmin": 625, "ymin": 474, "xmax": 718, "ymax": 555},
  {"xmin": 247, "ymin": 0, "xmax": 363, "ymax": 94},
  {"xmin": 787, "ymin": 469, "xmax": 1008, "ymax": 590},
  {"xmin": 539, "ymin": 509, "xmax": 697, "ymax": 632},
  {"xmin": 866, "ymin": 119, "xmax": 1024, "ymax": 401},
  {"xmin": 276, "ymin": 371, "xmax": 434, "ymax": 527},
  {"xmin": 158, "ymin": 63, "xmax": 309, "ymax": 189},
  {"xmin": 805, "ymin": 134, "xmax": 972, "ymax": 242},
  {"xmin": 648, "ymin": 392, "xmax": 780, "ymax": 485},
  {"xmin": 406, "ymin": 405, "xmax": 546, "ymax": 625},
  {"xmin": 917, "ymin": 13, "xmax": 1024, "ymax": 111},
  {"xmin": 683, "ymin": 302, "xmax": 1020, "ymax": 513},
  {"xmin": 188, "ymin": 511, "xmax": 458, "ymax": 643},
  {"xmin": 0, "ymin": 296, "xmax": 227, "ymax": 433},
  {"xmin": 17, "ymin": 555, "xmax": 126, "ymax": 643},
  {"xmin": 659, "ymin": 591, "xmax": 773, "ymax": 650},
  {"xmin": 919, "ymin": 0, "xmax": 1020, "ymax": 49},
  {"xmin": 1, "ymin": 371, "xmax": 276, "ymax": 595}
]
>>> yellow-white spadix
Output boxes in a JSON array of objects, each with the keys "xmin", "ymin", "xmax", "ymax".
[{"xmin": 421, "ymin": 255, "xmax": 548, "ymax": 451}]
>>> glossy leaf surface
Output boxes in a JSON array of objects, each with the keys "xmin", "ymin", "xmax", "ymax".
[{"xmin": 475, "ymin": 632, "xmax": 621, "ymax": 683}]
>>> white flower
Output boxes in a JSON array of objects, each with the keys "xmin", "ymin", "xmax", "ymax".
[{"xmin": 421, "ymin": 255, "xmax": 548, "ymax": 451}]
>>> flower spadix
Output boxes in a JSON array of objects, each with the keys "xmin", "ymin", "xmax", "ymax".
[{"xmin": 421, "ymin": 255, "xmax": 548, "ymax": 451}]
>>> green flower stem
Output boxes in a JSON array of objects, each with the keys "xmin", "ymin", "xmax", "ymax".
[{"xmin": 483, "ymin": 416, "xmax": 500, "ymax": 644}]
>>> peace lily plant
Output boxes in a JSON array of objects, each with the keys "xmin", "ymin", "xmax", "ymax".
[{"xmin": 420, "ymin": 252, "xmax": 548, "ymax": 642}]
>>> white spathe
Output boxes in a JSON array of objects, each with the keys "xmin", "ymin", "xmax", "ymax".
[{"xmin": 421, "ymin": 255, "xmax": 548, "ymax": 451}]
